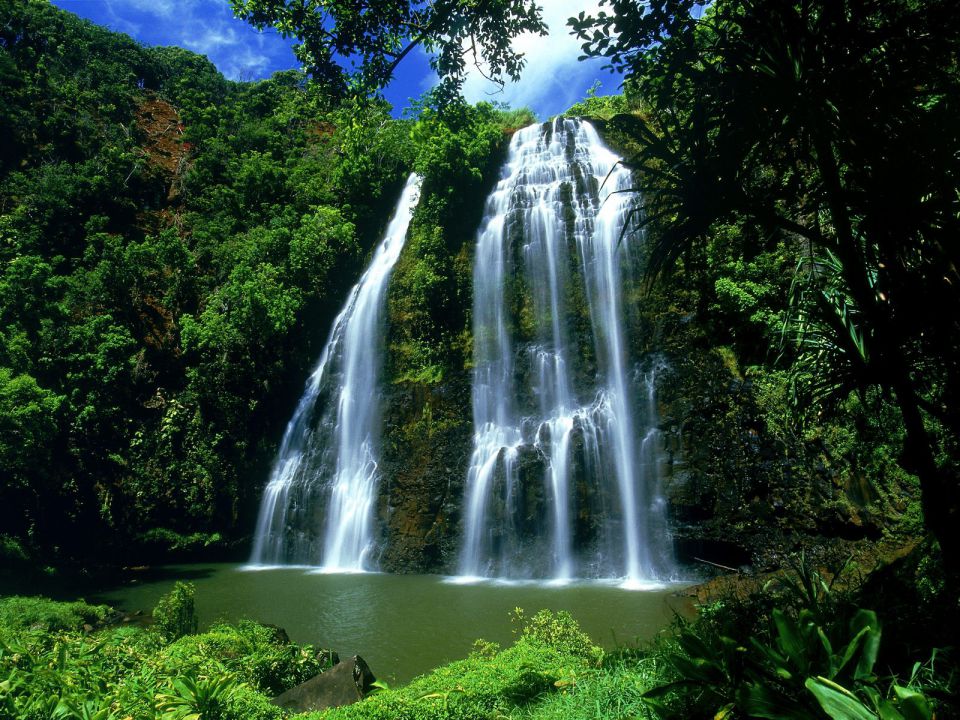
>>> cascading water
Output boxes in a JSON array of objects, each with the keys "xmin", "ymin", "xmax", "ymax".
[
  {"xmin": 459, "ymin": 118, "xmax": 672, "ymax": 584},
  {"xmin": 249, "ymin": 174, "xmax": 422, "ymax": 570}
]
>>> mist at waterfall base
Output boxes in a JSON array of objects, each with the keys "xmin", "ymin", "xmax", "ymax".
[{"xmin": 249, "ymin": 120, "xmax": 675, "ymax": 586}]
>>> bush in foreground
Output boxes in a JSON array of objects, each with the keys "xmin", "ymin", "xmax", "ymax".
[{"xmin": 0, "ymin": 587, "xmax": 330, "ymax": 719}]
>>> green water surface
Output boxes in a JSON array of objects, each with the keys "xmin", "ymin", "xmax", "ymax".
[{"xmin": 93, "ymin": 565, "xmax": 690, "ymax": 684}]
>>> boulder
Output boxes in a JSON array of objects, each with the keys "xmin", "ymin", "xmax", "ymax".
[{"xmin": 272, "ymin": 655, "xmax": 376, "ymax": 713}]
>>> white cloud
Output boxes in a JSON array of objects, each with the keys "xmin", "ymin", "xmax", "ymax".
[
  {"xmin": 109, "ymin": 0, "xmax": 288, "ymax": 80},
  {"xmin": 181, "ymin": 23, "xmax": 239, "ymax": 55},
  {"xmin": 460, "ymin": 1, "xmax": 617, "ymax": 117},
  {"xmin": 100, "ymin": 0, "xmax": 142, "ymax": 35},
  {"xmin": 122, "ymin": 0, "xmax": 180, "ymax": 17},
  {"xmin": 218, "ymin": 45, "xmax": 272, "ymax": 80}
]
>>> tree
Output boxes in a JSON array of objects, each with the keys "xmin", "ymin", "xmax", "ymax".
[
  {"xmin": 0, "ymin": 369, "xmax": 64, "ymax": 538},
  {"xmin": 571, "ymin": 0, "xmax": 960, "ymax": 568},
  {"xmin": 231, "ymin": 0, "xmax": 960, "ymax": 569},
  {"xmin": 229, "ymin": 0, "xmax": 546, "ymax": 101}
]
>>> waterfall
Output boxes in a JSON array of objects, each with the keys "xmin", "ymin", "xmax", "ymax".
[
  {"xmin": 249, "ymin": 174, "xmax": 422, "ymax": 570},
  {"xmin": 459, "ymin": 119, "xmax": 672, "ymax": 584}
]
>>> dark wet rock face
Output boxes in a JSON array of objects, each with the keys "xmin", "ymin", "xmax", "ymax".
[
  {"xmin": 374, "ymin": 258, "xmax": 911, "ymax": 577},
  {"xmin": 377, "ymin": 377, "xmax": 472, "ymax": 573},
  {"xmin": 637, "ymin": 283, "xmax": 914, "ymax": 575}
]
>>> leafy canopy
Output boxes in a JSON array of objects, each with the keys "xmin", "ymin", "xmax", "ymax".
[
  {"xmin": 571, "ymin": 0, "xmax": 960, "ymax": 567},
  {"xmin": 230, "ymin": 0, "xmax": 547, "ymax": 102}
]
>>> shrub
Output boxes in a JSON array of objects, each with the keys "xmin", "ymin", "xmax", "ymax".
[
  {"xmin": 314, "ymin": 610, "xmax": 600, "ymax": 720},
  {"xmin": 222, "ymin": 683, "xmax": 286, "ymax": 720},
  {"xmin": 139, "ymin": 527, "xmax": 224, "ymax": 554},
  {"xmin": 0, "ymin": 596, "xmax": 110, "ymax": 632},
  {"xmin": 160, "ymin": 620, "xmax": 335, "ymax": 695},
  {"xmin": 155, "ymin": 671, "xmax": 243, "ymax": 719},
  {"xmin": 642, "ymin": 558, "xmax": 943, "ymax": 720},
  {"xmin": 514, "ymin": 651, "xmax": 660, "ymax": 720},
  {"xmin": 517, "ymin": 609, "xmax": 602, "ymax": 661},
  {"xmin": 152, "ymin": 581, "xmax": 198, "ymax": 641}
]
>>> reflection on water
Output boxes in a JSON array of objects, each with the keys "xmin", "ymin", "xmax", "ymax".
[{"xmin": 93, "ymin": 564, "xmax": 691, "ymax": 684}]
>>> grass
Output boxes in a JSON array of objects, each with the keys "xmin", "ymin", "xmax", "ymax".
[
  {"xmin": 307, "ymin": 610, "xmax": 649, "ymax": 720},
  {"xmin": 514, "ymin": 652, "xmax": 661, "ymax": 720},
  {"xmin": 0, "ymin": 592, "xmax": 329, "ymax": 719},
  {"xmin": 0, "ymin": 595, "xmax": 110, "ymax": 632},
  {"xmin": 0, "ymin": 562, "xmax": 950, "ymax": 717},
  {"xmin": 0, "ymin": 591, "xmax": 652, "ymax": 720},
  {"xmin": 10, "ymin": 572, "xmax": 946, "ymax": 720}
]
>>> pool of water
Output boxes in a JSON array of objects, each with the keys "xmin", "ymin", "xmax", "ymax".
[{"xmin": 92, "ymin": 565, "xmax": 691, "ymax": 684}]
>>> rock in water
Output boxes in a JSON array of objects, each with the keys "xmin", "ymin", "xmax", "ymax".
[{"xmin": 272, "ymin": 655, "xmax": 376, "ymax": 712}]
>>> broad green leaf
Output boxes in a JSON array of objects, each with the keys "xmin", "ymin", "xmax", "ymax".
[
  {"xmin": 642, "ymin": 678, "xmax": 703, "ymax": 699},
  {"xmin": 772, "ymin": 609, "xmax": 808, "ymax": 672},
  {"xmin": 892, "ymin": 686, "xmax": 933, "ymax": 720},
  {"xmin": 750, "ymin": 635, "xmax": 788, "ymax": 668},
  {"xmin": 714, "ymin": 703, "xmax": 735, "ymax": 720},
  {"xmin": 876, "ymin": 699, "xmax": 906, "ymax": 720},
  {"xmin": 836, "ymin": 625, "xmax": 871, "ymax": 678},
  {"xmin": 805, "ymin": 676, "xmax": 877, "ymax": 720},
  {"xmin": 864, "ymin": 688, "xmax": 905, "ymax": 720},
  {"xmin": 677, "ymin": 630, "xmax": 717, "ymax": 662},
  {"xmin": 817, "ymin": 626, "xmax": 835, "ymax": 672},
  {"xmin": 850, "ymin": 610, "xmax": 881, "ymax": 680},
  {"xmin": 671, "ymin": 653, "xmax": 723, "ymax": 683},
  {"xmin": 742, "ymin": 682, "xmax": 810, "ymax": 720}
]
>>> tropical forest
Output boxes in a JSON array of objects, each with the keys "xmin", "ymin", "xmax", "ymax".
[{"xmin": 0, "ymin": 0, "xmax": 958, "ymax": 718}]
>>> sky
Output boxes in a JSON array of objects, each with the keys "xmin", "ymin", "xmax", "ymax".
[{"xmin": 49, "ymin": 0, "xmax": 623, "ymax": 119}]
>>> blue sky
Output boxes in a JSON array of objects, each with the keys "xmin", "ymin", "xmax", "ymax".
[{"xmin": 50, "ymin": 0, "xmax": 623, "ymax": 118}]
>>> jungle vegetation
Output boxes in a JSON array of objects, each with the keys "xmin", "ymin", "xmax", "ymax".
[
  {"xmin": 1, "ymin": 0, "xmax": 958, "ymax": 718},
  {"xmin": 0, "ymin": 0, "xmax": 527, "ymax": 569},
  {"xmin": 233, "ymin": 0, "xmax": 960, "ymax": 575}
]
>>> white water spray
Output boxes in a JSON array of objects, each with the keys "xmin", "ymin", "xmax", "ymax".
[{"xmin": 459, "ymin": 119, "xmax": 671, "ymax": 583}]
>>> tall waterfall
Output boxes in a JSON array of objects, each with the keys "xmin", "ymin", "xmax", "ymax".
[
  {"xmin": 249, "ymin": 174, "xmax": 422, "ymax": 570},
  {"xmin": 459, "ymin": 118, "xmax": 672, "ymax": 584}
]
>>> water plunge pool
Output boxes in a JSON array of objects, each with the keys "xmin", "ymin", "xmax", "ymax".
[{"xmin": 93, "ymin": 564, "xmax": 691, "ymax": 684}]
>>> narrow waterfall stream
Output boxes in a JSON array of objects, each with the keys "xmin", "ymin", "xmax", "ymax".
[
  {"xmin": 249, "ymin": 174, "xmax": 422, "ymax": 570},
  {"xmin": 459, "ymin": 118, "xmax": 672, "ymax": 584}
]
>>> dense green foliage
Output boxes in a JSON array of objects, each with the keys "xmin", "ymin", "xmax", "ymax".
[
  {"xmin": 1, "ymin": 567, "xmax": 954, "ymax": 718},
  {"xmin": 0, "ymin": 0, "xmax": 403, "ymax": 562},
  {"xmin": 0, "ymin": 596, "xmax": 109, "ymax": 633},
  {"xmin": 0, "ymin": 591, "xmax": 637, "ymax": 720},
  {"xmin": 390, "ymin": 100, "xmax": 533, "ymax": 385},
  {"xmin": 610, "ymin": 172, "xmax": 926, "ymax": 565},
  {"xmin": 642, "ymin": 560, "xmax": 945, "ymax": 720},
  {"xmin": 309, "ymin": 610, "xmax": 600, "ymax": 720},
  {"xmin": 3, "ymin": 1, "xmax": 958, "ymax": 716},
  {"xmin": 229, "ymin": 0, "xmax": 956, "ymax": 579},
  {"xmin": 4, "ymin": 0, "xmax": 948, "ymax": 577},
  {"xmin": 570, "ymin": 0, "xmax": 960, "ymax": 567},
  {"xmin": 151, "ymin": 580, "xmax": 197, "ymax": 642},
  {"xmin": 0, "ymin": 590, "xmax": 333, "ymax": 719},
  {"xmin": 0, "ymin": 0, "xmax": 528, "ymax": 568},
  {"xmin": 229, "ymin": 0, "xmax": 546, "ymax": 102}
]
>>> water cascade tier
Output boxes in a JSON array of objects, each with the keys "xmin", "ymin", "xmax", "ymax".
[
  {"xmin": 459, "ymin": 118, "xmax": 672, "ymax": 584},
  {"xmin": 249, "ymin": 174, "xmax": 422, "ymax": 570}
]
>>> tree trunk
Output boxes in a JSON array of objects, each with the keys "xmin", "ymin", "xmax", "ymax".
[
  {"xmin": 891, "ymin": 368, "xmax": 960, "ymax": 577},
  {"xmin": 810, "ymin": 127, "xmax": 960, "ymax": 576}
]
